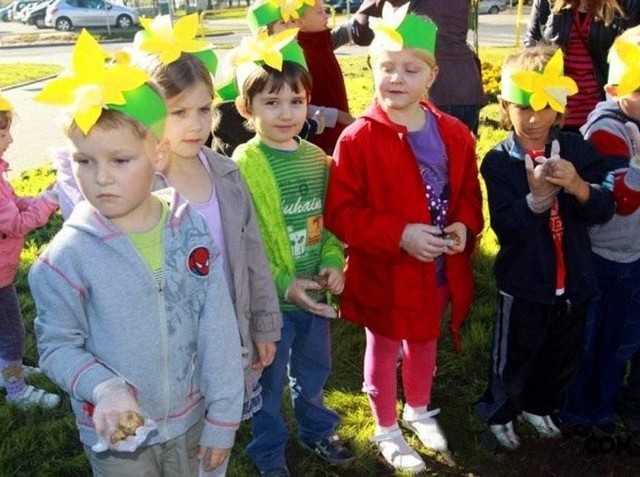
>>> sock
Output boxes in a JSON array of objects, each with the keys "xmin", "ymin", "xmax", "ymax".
[
  {"xmin": 0, "ymin": 359, "xmax": 26, "ymax": 400},
  {"xmin": 404, "ymin": 404, "xmax": 428, "ymax": 421}
]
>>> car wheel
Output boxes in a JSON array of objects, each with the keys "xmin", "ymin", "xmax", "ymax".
[
  {"xmin": 34, "ymin": 15, "xmax": 45, "ymax": 28},
  {"xmin": 489, "ymin": 5, "xmax": 499, "ymax": 14},
  {"xmin": 55, "ymin": 16, "xmax": 72, "ymax": 31},
  {"xmin": 116, "ymin": 14, "xmax": 131, "ymax": 28}
]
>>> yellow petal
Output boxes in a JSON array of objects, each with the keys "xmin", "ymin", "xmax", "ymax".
[
  {"xmin": 0, "ymin": 96, "xmax": 13, "ymax": 111},
  {"xmin": 511, "ymin": 71, "xmax": 540, "ymax": 92},
  {"xmin": 147, "ymin": 14, "xmax": 175, "ymax": 42},
  {"xmin": 615, "ymin": 39, "xmax": 640, "ymax": 67},
  {"xmin": 529, "ymin": 92, "xmax": 548, "ymax": 112},
  {"xmin": 35, "ymin": 76, "xmax": 80, "ymax": 105},
  {"xmin": 73, "ymin": 29, "xmax": 107, "ymax": 82},
  {"xmin": 268, "ymin": 27, "xmax": 299, "ymax": 52},
  {"xmin": 173, "ymin": 13, "xmax": 200, "ymax": 42},
  {"xmin": 547, "ymin": 95, "xmax": 565, "ymax": 113},
  {"xmin": 543, "ymin": 49, "xmax": 564, "ymax": 78},
  {"xmin": 262, "ymin": 50, "xmax": 283, "ymax": 71},
  {"xmin": 618, "ymin": 69, "xmax": 640, "ymax": 96},
  {"xmin": 74, "ymin": 105, "xmax": 103, "ymax": 135},
  {"xmin": 178, "ymin": 38, "xmax": 212, "ymax": 53}
]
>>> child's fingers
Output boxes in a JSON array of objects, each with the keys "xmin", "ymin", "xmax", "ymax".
[{"xmin": 550, "ymin": 139, "xmax": 561, "ymax": 159}]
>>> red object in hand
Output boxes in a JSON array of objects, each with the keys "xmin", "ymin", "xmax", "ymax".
[
  {"xmin": 613, "ymin": 171, "xmax": 640, "ymax": 216},
  {"xmin": 84, "ymin": 401, "xmax": 95, "ymax": 417}
]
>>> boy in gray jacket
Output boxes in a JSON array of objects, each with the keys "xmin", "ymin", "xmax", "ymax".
[{"xmin": 29, "ymin": 31, "xmax": 243, "ymax": 475}]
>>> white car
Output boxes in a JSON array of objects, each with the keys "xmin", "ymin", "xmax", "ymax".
[
  {"xmin": 44, "ymin": 0, "xmax": 139, "ymax": 31},
  {"xmin": 478, "ymin": 0, "xmax": 507, "ymax": 15}
]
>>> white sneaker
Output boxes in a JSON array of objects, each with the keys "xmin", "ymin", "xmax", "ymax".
[
  {"xmin": 7, "ymin": 385, "xmax": 60, "ymax": 410},
  {"xmin": 370, "ymin": 428, "xmax": 426, "ymax": 474},
  {"xmin": 401, "ymin": 407, "xmax": 449, "ymax": 452},
  {"xmin": 489, "ymin": 421, "xmax": 521, "ymax": 450},
  {"xmin": 518, "ymin": 412, "xmax": 561, "ymax": 438},
  {"xmin": 0, "ymin": 365, "xmax": 43, "ymax": 388}
]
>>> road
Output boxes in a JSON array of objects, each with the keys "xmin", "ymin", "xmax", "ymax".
[{"xmin": 0, "ymin": 8, "xmax": 528, "ymax": 178}]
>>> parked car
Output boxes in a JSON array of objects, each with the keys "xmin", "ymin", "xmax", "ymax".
[
  {"xmin": 332, "ymin": 0, "xmax": 363, "ymax": 14},
  {"xmin": 24, "ymin": 0, "xmax": 54, "ymax": 27},
  {"xmin": 3, "ymin": 0, "xmax": 40, "ymax": 20},
  {"xmin": 44, "ymin": 0, "xmax": 139, "ymax": 31},
  {"xmin": 478, "ymin": 0, "xmax": 506, "ymax": 15},
  {"xmin": 0, "ymin": 3, "xmax": 12, "ymax": 20}
]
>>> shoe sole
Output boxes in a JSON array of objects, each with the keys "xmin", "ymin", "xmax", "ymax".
[{"xmin": 375, "ymin": 453, "xmax": 426, "ymax": 474}]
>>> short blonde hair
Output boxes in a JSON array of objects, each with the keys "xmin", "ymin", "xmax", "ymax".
[{"xmin": 62, "ymin": 109, "xmax": 151, "ymax": 140}]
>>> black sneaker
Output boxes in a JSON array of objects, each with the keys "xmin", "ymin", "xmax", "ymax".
[
  {"xmin": 259, "ymin": 467, "xmax": 290, "ymax": 477},
  {"xmin": 299, "ymin": 435, "xmax": 355, "ymax": 466}
]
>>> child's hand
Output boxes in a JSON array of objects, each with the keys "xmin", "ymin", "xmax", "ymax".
[
  {"xmin": 400, "ymin": 223, "xmax": 449, "ymax": 261},
  {"xmin": 337, "ymin": 110, "xmax": 355, "ymax": 125},
  {"xmin": 285, "ymin": 278, "xmax": 336, "ymax": 317},
  {"xmin": 92, "ymin": 378, "xmax": 139, "ymax": 449},
  {"xmin": 197, "ymin": 446, "xmax": 231, "ymax": 472},
  {"xmin": 252, "ymin": 341, "xmax": 277, "ymax": 370},
  {"xmin": 546, "ymin": 158, "xmax": 591, "ymax": 203},
  {"xmin": 442, "ymin": 222, "xmax": 467, "ymax": 255},
  {"xmin": 319, "ymin": 267, "xmax": 344, "ymax": 295}
]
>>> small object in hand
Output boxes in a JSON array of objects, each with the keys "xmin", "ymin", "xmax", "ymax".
[
  {"xmin": 313, "ymin": 273, "xmax": 329, "ymax": 291},
  {"xmin": 442, "ymin": 233, "xmax": 460, "ymax": 246},
  {"xmin": 110, "ymin": 411, "xmax": 144, "ymax": 444}
]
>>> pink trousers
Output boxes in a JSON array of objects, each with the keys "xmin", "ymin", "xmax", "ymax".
[{"xmin": 363, "ymin": 286, "xmax": 449, "ymax": 427}]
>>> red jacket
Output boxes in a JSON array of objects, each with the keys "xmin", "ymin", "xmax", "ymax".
[{"xmin": 325, "ymin": 101, "xmax": 483, "ymax": 349}]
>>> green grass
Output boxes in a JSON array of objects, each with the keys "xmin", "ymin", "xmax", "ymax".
[{"xmin": 4, "ymin": 49, "xmax": 640, "ymax": 476}]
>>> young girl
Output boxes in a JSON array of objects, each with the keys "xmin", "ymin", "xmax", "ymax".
[
  {"xmin": 132, "ymin": 14, "xmax": 282, "ymax": 475},
  {"xmin": 475, "ymin": 45, "xmax": 616, "ymax": 450},
  {"xmin": 231, "ymin": 34, "xmax": 352, "ymax": 477},
  {"xmin": 324, "ymin": 6, "xmax": 483, "ymax": 472},
  {"xmin": 0, "ymin": 93, "xmax": 60, "ymax": 409}
]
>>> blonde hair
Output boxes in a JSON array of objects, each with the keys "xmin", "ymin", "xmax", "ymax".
[
  {"xmin": 499, "ymin": 44, "xmax": 565, "ymax": 129},
  {"xmin": 62, "ymin": 109, "xmax": 151, "ymax": 139},
  {"xmin": 551, "ymin": 0, "xmax": 624, "ymax": 26}
]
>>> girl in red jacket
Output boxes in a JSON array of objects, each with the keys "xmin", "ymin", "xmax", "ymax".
[{"xmin": 325, "ymin": 5, "xmax": 483, "ymax": 473}]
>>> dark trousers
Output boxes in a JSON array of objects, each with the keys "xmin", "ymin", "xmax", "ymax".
[
  {"xmin": 437, "ymin": 104, "xmax": 481, "ymax": 136},
  {"xmin": 562, "ymin": 253, "xmax": 640, "ymax": 426},
  {"xmin": 475, "ymin": 293, "xmax": 587, "ymax": 425}
]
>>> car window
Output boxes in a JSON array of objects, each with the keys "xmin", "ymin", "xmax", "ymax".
[{"xmin": 87, "ymin": 0, "xmax": 104, "ymax": 9}]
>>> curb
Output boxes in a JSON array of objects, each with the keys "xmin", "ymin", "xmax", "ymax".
[{"xmin": 3, "ymin": 73, "xmax": 59, "ymax": 91}]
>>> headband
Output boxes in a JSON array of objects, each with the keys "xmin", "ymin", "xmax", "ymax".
[
  {"xmin": 370, "ymin": 3, "xmax": 437, "ymax": 54},
  {"xmin": 247, "ymin": 0, "xmax": 314, "ymax": 34},
  {"xmin": 35, "ymin": 29, "xmax": 166, "ymax": 137},
  {"xmin": 501, "ymin": 49, "xmax": 578, "ymax": 113},
  {"xmin": 134, "ymin": 13, "xmax": 218, "ymax": 76}
]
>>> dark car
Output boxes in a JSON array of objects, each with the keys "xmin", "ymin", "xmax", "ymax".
[{"xmin": 332, "ymin": 0, "xmax": 363, "ymax": 14}]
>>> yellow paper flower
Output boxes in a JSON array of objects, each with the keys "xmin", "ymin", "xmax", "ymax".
[
  {"xmin": 234, "ymin": 28, "xmax": 299, "ymax": 72},
  {"xmin": 612, "ymin": 39, "xmax": 640, "ymax": 96},
  {"xmin": 138, "ymin": 14, "xmax": 212, "ymax": 65},
  {"xmin": 0, "ymin": 94, "xmax": 12, "ymax": 112},
  {"xmin": 511, "ymin": 49, "xmax": 578, "ymax": 113},
  {"xmin": 267, "ymin": 0, "xmax": 314, "ymax": 22},
  {"xmin": 34, "ymin": 29, "xmax": 149, "ymax": 134},
  {"xmin": 369, "ymin": 2, "xmax": 409, "ymax": 51}
]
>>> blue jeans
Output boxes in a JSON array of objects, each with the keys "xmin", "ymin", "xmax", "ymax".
[
  {"xmin": 562, "ymin": 253, "xmax": 640, "ymax": 426},
  {"xmin": 0, "ymin": 285, "xmax": 25, "ymax": 362},
  {"xmin": 246, "ymin": 309, "xmax": 339, "ymax": 471}
]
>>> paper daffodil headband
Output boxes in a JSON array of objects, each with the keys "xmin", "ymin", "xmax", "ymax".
[
  {"xmin": 234, "ymin": 28, "xmax": 308, "ymax": 90},
  {"xmin": 134, "ymin": 14, "xmax": 218, "ymax": 76},
  {"xmin": 607, "ymin": 38, "xmax": 640, "ymax": 96},
  {"xmin": 370, "ymin": 2, "xmax": 437, "ymax": 54},
  {"xmin": 501, "ymin": 49, "xmax": 578, "ymax": 113},
  {"xmin": 247, "ymin": 0, "xmax": 314, "ymax": 34},
  {"xmin": 35, "ymin": 29, "xmax": 167, "ymax": 137},
  {"xmin": 0, "ymin": 93, "xmax": 13, "ymax": 112}
]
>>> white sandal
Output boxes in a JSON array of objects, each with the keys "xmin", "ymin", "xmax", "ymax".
[
  {"xmin": 7, "ymin": 385, "xmax": 60, "ymax": 409},
  {"xmin": 370, "ymin": 428, "xmax": 426, "ymax": 474},
  {"xmin": 401, "ymin": 407, "xmax": 449, "ymax": 452}
]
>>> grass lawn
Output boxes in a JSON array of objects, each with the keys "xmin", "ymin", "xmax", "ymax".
[
  {"xmin": 0, "ymin": 64, "xmax": 62, "ymax": 89},
  {"xmin": 3, "ymin": 50, "xmax": 640, "ymax": 476}
]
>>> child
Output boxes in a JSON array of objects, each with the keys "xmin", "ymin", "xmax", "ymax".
[
  {"xmin": 0, "ymin": 92, "xmax": 60, "ymax": 409},
  {"xmin": 474, "ymin": 44, "xmax": 617, "ymax": 450},
  {"xmin": 209, "ymin": 0, "xmax": 353, "ymax": 157},
  {"xmin": 324, "ymin": 6, "xmax": 483, "ymax": 472},
  {"xmin": 561, "ymin": 29, "xmax": 640, "ymax": 436},
  {"xmin": 231, "ymin": 33, "xmax": 353, "ymax": 477},
  {"xmin": 30, "ymin": 30, "xmax": 243, "ymax": 475},
  {"xmin": 132, "ymin": 14, "xmax": 283, "ymax": 475}
]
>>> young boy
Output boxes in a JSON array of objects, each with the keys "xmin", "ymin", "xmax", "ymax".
[
  {"xmin": 561, "ymin": 29, "xmax": 640, "ymax": 436},
  {"xmin": 29, "ymin": 30, "xmax": 243, "ymax": 475},
  {"xmin": 475, "ymin": 45, "xmax": 616, "ymax": 450},
  {"xmin": 231, "ymin": 34, "xmax": 353, "ymax": 477}
]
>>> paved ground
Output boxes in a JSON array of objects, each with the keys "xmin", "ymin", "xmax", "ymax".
[{"xmin": 1, "ymin": 7, "xmax": 528, "ymax": 178}]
